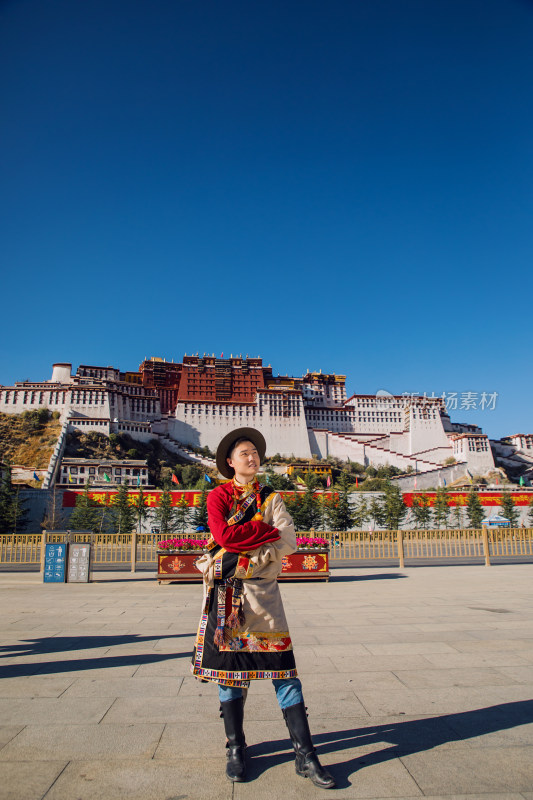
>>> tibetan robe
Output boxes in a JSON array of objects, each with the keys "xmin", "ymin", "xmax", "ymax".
[{"xmin": 191, "ymin": 482, "xmax": 298, "ymax": 688}]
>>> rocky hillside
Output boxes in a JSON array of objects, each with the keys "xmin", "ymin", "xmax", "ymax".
[
  {"xmin": 64, "ymin": 430, "xmax": 217, "ymax": 488},
  {"xmin": 0, "ymin": 410, "xmax": 62, "ymax": 473}
]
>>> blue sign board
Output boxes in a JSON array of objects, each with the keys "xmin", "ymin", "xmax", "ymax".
[{"xmin": 43, "ymin": 543, "xmax": 67, "ymax": 583}]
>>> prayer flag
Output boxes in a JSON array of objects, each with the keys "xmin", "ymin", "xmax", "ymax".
[
  {"xmin": 296, "ymin": 476, "xmax": 306, "ymax": 486},
  {"xmin": 355, "ymin": 476, "xmax": 359, "ymax": 488},
  {"xmin": 137, "ymin": 476, "xmax": 141, "ymax": 486},
  {"xmin": 414, "ymin": 476, "xmax": 417, "ymax": 489},
  {"xmin": 326, "ymin": 475, "xmax": 331, "ymax": 487},
  {"xmin": 33, "ymin": 471, "xmax": 41, "ymax": 482},
  {"xmin": 68, "ymin": 473, "xmax": 74, "ymax": 484},
  {"xmin": 519, "ymin": 476, "xmax": 525, "ymax": 486},
  {"xmin": 204, "ymin": 474, "xmax": 212, "ymax": 483},
  {"xmin": 171, "ymin": 473, "xmax": 180, "ymax": 485},
  {"xmin": 443, "ymin": 478, "xmax": 447, "ymax": 487},
  {"xmin": 104, "ymin": 473, "xmax": 111, "ymax": 483}
]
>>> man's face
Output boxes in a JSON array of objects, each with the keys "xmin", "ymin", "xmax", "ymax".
[{"xmin": 227, "ymin": 440, "xmax": 260, "ymax": 481}]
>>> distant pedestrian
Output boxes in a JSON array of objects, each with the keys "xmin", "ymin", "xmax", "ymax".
[{"xmin": 191, "ymin": 427, "xmax": 335, "ymax": 788}]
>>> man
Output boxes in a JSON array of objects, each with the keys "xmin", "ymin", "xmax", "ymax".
[{"xmin": 192, "ymin": 427, "xmax": 335, "ymax": 788}]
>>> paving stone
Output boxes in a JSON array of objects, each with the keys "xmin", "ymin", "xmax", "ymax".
[
  {"xmin": 400, "ymin": 745, "xmax": 533, "ymax": 794},
  {"xmin": 362, "ymin": 642, "xmax": 459, "ymax": 655},
  {"xmin": 154, "ymin": 721, "xmax": 226, "ymax": 759},
  {"xmin": 62, "ymin": 676, "xmax": 183, "ymax": 697},
  {"xmin": 0, "ymin": 723, "xmax": 164, "ymax": 761},
  {"xmin": 467, "ymin": 629, "xmax": 533, "ymax": 640},
  {"xmin": 234, "ymin": 747, "xmax": 422, "ymax": 798},
  {"xmin": 495, "ymin": 665, "xmax": 533, "ymax": 683},
  {"xmin": 100, "ymin": 694, "xmax": 216, "ymax": 724},
  {"xmin": 133, "ymin": 656, "xmax": 195, "ymax": 678},
  {"xmin": 2, "ymin": 564, "xmax": 533, "ymax": 799},
  {"xmin": 310, "ymin": 714, "xmax": 475, "ymax": 754},
  {"xmin": 0, "ymin": 696, "xmax": 113, "ymax": 725},
  {"xmin": 422, "ymin": 652, "xmax": 532, "ymax": 669},
  {"xmin": 353, "ymin": 686, "xmax": 515, "ymax": 717},
  {"xmin": 393, "ymin": 668, "xmax": 516, "ymax": 689},
  {"xmin": 0, "ymin": 677, "xmax": 75, "ymax": 698},
  {"xmin": 330, "ymin": 654, "xmax": 436, "ymax": 672},
  {"xmin": 0, "ymin": 761, "xmax": 67, "ymax": 800},
  {"xmin": 35, "ymin": 664, "xmax": 140, "ymax": 679},
  {"xmin": 299, "ymin": 671, "xmax": 404, "ymax": 692},
  {"xmin": 448, "ymin": 639, "xmax": 533, "ymax": 652},
  {"xmin": 0, "ymin": 726, "xmax": 24, "ymax": 750},
  {"xmin": 44, "ymin": 758, "xmax": 231, "ymax": 800}
]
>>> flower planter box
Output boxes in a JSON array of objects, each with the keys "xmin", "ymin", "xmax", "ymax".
[
  {"xmin": 157, "ymin": 548, "xmax": 330, "ymax": 584},
  {"xmin": 278, "ymin": 548, "xmax": 330, "ymax": 581},
  {"xmin": 157, "ymin": 550, "xmax": 205, "ymax": 584}
]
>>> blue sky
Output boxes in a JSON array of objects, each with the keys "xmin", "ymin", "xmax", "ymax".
[{"xmin": 1, "ymin": 0, "xmax": 532, "ymax": 439}]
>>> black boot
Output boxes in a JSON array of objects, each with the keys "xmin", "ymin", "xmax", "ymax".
[
  {"xmin": 282, "ymin": 702, "xmax": 336, "ymax": 789},
  {"xmin": 220, "ymin": 698, "xmax": 246, "ymax": 782}
]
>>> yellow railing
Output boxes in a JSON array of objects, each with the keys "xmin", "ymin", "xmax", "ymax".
[{"xmin": 1, "ymin": 529, "xmax": 532, "ymax": 571}]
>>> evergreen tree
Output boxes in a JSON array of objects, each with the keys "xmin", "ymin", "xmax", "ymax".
[
  {"xmin": 69, "ymin": 481, "xmax": 101, "ymax": 534},
  {"xmin": 285, "ymin": 478, "xmax": 321, "ymax": 531},
  {"xmin": 411, "ymin": 494, "xmax": 432, "ymax": 529},
  {"xmin": 451, "ymin": 501, "xmax": 464, "ymax": 529},
  {"xmin": 298, "ymin": 476, "xmax": 323, "ymax": 531},
  {"xmin": 110, "ymin": 483, "xmax": 136, "ymax": 535},
  {"xmin": 381, "ymin": 483, "xmax": 408, "ymax": 530},
  {"xmin": 499, "ymin": 492, "xmax": 519, "ymax": 527},
  {"xmin": 284, "ymin": 492, "xmax": 303, "ymax": 531},
  {"xmin": 263, "ymin": 468, "xmax": 294, "ymax": 491},
  {"xmin": 433, "ymin": 487, "xmax": 451, "ymax": 529},
  {"xmin": 466, "ymin": 490, "xmax": 484, "ymax": 528},
  {"xmin": 368, "ymin": 495, "xmax": 385, "ymax": 529},
  {"xmin": 0, "ymin": 466, "xmax": 28, "ymax": 533},
  {"xmin": 352, "ymin": 496, "xmax": 370, "ymax": 529},
  {"xmin": 153, "ymin": 486, "xmax": 178, "ymax": 536},
  {"xmin": 325, "ymin": 473, "xmax": 353, "ymax": 531},
  {"xmin": 41, "ymin": 483, "xmax": 69, "ymax": 531},
  {"xmin": 133, "ymin": 487, "xmax": 150, "ymax": 534},
  {"xmin": 174, "ymin": 497, "xmax": 191, "ymax": 535},
  {"xmin": 192, "ymin": 486, "xmax": 209, "ymax": 531},
  {"xmin": 180, "ymin": 464, "xmax": 203, "ymax": 487}
]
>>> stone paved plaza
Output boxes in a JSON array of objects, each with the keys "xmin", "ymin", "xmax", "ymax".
[{"xmin": 1, "ymin": 565, "xmax": 533, "ymax": 800}]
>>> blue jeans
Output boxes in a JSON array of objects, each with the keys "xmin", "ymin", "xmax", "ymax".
[{"xmin": 218, "ymin": 678, "xmax": 303, "ymax": 710}]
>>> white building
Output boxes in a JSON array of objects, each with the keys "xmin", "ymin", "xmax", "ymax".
[
  {"xmin": 58, "ymin": 458, "xmax": 151, "ymax": 488},
  {"xmin": 0, "ymin": 358, "xmax": 505, "ymax": 479}
]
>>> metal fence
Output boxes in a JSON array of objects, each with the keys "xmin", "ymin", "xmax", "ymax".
[{"xmin": 1, "ymin": 529, "xmax": 532, "ymax": 571}]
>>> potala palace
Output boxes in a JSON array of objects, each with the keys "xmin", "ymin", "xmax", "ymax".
[{"xmin": 1, "ymin": 355, "xmax": 532, "ymax": 487}]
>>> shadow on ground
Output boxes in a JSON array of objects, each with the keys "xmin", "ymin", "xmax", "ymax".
[
  {"xmin": 246, "ymin": 699, "xmax": 533, "ymax": 788},
  {"xmin": 0, "ymin": 634, "xmax": 194, "ymax": 678},
  {"xmin": 329, "ymin": 573, "xmax": 407, "ymax": 582}
]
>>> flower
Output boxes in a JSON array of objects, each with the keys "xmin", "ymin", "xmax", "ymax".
[
  {"xmin": 296, "ymin": 537, "xmax": 329, "ymax": 549},
  {"xmin": 157, "ymin": 538, "xmax": 208, "ymax": 551}
]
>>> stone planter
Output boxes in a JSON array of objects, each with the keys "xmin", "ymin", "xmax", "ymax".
[
  {"xmin": 157, "ymin": 550, "xmax": 205, "ymax": 584},
  {"xmin": 278, "ymin": 548, "xmax": 330, "ymax": 581}
]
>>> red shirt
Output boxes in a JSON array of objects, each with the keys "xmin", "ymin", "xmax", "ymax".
[{"xmin": 207, "ymin": 483, "xmax": 280, "ymax": 553}]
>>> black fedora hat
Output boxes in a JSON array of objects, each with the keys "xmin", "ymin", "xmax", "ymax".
[{"xmin": 215, "ymin": 427, "xmax": 267, "ymax": 479}]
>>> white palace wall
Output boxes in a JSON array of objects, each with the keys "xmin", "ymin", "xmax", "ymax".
[{"xmin": 171, "ymin": 400, "xmax": 311, "ymax": 458}]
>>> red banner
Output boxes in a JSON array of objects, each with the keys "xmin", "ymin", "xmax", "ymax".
[
  {"xmin": 403, "ymin": 492, "xmax": 532, "ymax": 507},
  {"xmin": 62, "ymin": 490, "xmax": 205, "ymax": 508},
  {"xmin": 62, "ymin": 488, "xmax": 531, "ymax": 510},
  {"xmin": 62, "ymin": 489, "xmax": 339, "ymax": 509}
]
